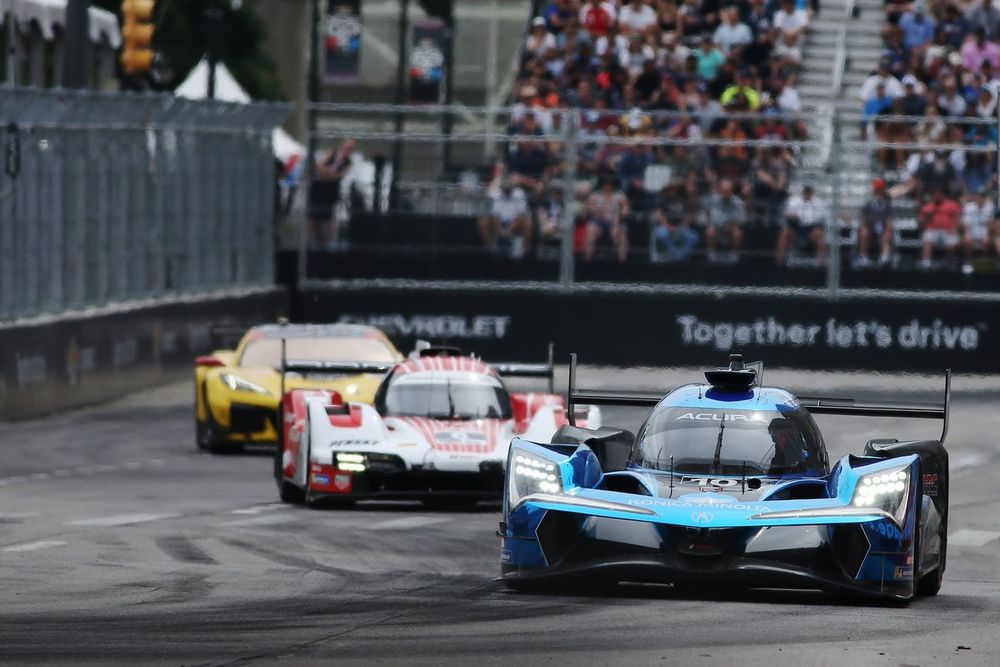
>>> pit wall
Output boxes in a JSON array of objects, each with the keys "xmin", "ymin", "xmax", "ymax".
[{"xmin": 0, "ymin": 287, "xmax": 287, "ymax": 420}]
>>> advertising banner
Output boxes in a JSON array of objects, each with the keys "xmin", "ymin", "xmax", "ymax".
[
  {"xmin": 0, "ymin": 290, "xmax": 286, "ymax": 420},
  {"xmin": 296, "ymin": 286, "xmax": 998, "ymax": 372},
  {"xmin": 324, "ymin": 0, "xmax": 363, "ymax": 82},
  {"xmin": 408, "ymin": 20, "xmax": 448, "ymax": 103}
]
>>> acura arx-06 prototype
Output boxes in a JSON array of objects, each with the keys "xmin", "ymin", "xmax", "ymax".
[
  {"xmin": 500, "ymin": 354, "xmax": 949, "ymax": 602},
  {"xmin": 275, "ymin": 346, "xmax": 600, "ymax": 507},
  {"xmin": 194, "ymin": 323, "xmax": 401, "ymax": 451}
]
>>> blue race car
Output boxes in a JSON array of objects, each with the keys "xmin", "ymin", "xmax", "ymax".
[{"xmin": 500, "ymin": 354, "xmax": 950, "ymax": 602}]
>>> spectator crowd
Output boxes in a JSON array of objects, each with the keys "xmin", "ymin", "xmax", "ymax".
[
  {"xmin": 471, "ymin": 0, "xmax": 1000, "ymax": 273},
  {"xmin": 859, "ymin": 0, "xmax": 1000, "ymax": 271},
  {"xmin": 479, "ymin": 0, "xmax": 817, "ymax": 264}
]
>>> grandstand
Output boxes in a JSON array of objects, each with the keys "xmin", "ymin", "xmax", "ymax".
[{"xmin": 300, "ymin": 0, "xmax": 1000, "ymax": 290}]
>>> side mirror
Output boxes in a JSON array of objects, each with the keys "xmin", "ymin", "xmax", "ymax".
[
  {"xmin": 588, "ymin": 430, "xmax": 634, "ymax": 472},
  {"xmin": 552, "ymin": 425, "xmax": 634, "ymax": 472}
]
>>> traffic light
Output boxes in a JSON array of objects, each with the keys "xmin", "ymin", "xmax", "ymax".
[{"xmin": 120, "ymin": 0, "xmax": 155, "ymax": 74}]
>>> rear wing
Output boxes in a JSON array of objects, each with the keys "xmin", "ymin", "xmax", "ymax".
[
  {"xmin": 566, "ymin": 354, "xmax": 661, "ymax": 426},
  {"xmin": 278, "ymin": 339, "xmax": 393, "ymax": 398},
  {"xmin": 565, "ymin": 353, "xmax": 952, "ymax": 444},
  {"xmin": 494, "ymin": 343, "xmax": 556, "ymax": 393},
  {"xmin": 797, "ymin": 368, "xmax": 951, "ymax": 443}
]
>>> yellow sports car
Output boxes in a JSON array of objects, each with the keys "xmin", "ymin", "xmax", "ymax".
[{"xmin": 194, "ymin": 323, "xmax": 401, "ymax": 451}]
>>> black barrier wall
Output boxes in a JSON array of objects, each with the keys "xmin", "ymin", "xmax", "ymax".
[
  {"xmin": 0, "ymin": 288, "xmax": 287, "ymax": 420},
  {"xmin": 294, "ymin": 285, "xmax": 998, "ymax": 372}
]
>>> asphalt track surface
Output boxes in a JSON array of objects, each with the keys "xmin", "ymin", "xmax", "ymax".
[{"xmin": 2, "ymin": 368, "xmax": 999, "ymax": 666}]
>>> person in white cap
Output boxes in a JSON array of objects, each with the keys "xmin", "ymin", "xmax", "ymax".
[
  {"xmin": 525, "ymin": 17, "xmax": 556, "ymax": 57},
  {"xmin": 618, "ymin": 0, "xmax": 658, "ymax": 35},
  {"xmin": 859, "ymin": 59, "xmax": 903, "ymax": 105}
]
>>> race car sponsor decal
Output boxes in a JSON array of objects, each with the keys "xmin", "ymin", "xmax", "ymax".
[
  {"xmin": 682, "ymin": 476, "xmax": 741, "ymax": 488},
  {"xmin": 435, "ymin": 431, "xmax": 488, "ymax": 444},
  {"xmin": 625, "ymin": 498, "xmax": 772, "ymax": 512},
  {"xmin": 894, "ymin": 566, "xmax": 914, "ymax": 580},
  {"xmin": 330, "ymin": 439, "xmax": 378, "ymax": 447},
  {"xmin": 922, "ymin": 473, "xmax": 939, "ymax": 497},
  {"xmin": 690, "ymin": 511, "xmax": 714, "ymax": 524},
  {"xmin": 871, "ymin": 521, "xmax": 903, "ymax": 541},
  {"xmin": 333, "ymin": 474, "xmax": 352, "ymax": 492},
  {"xmin": 675, "ymin": 413, "xmax": 768, "ymax": 422},
  {"xmin": 396, "ymin": 417, "xmax": 503, "ymax": 454}
]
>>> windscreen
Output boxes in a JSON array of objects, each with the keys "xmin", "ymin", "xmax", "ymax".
[
  {"xmin": 384, "ymin": 379, "xmax": 512, "ymax": 420},
  {"xmin": 632, "ymin": 406, "xmax": 827, "ymax": 476},
  {"xmin": 239, "ymin": 338, "xmax": 396, "ymax": 368}
]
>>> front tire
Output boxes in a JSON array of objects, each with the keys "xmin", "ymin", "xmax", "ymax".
[
  {"xmin": 279, "ymin": 480, "xmax": 305, "ymax": 504},
  {"xmin": 196, "ymin": 417, "xmax": 210, "ymax": 450},
  {"xmin": 917, "ymin": 508, "xmax": 946, "ymax": 596}
]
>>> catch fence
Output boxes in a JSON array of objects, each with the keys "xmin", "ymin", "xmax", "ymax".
[
  {"xmin": 294, "ymin": 103, "xmax": 999, "ymax": 295},
  {"xmin": 0, "ymin": 87, "xmax": 289, "ymax": 321}
]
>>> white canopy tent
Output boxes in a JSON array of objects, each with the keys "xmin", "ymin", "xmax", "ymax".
[
  {"xmin": 0, "ymin": 0, "xmax": 120, "ymax": 47},
  {"xmin": 175, "ymin": 58, "xmax": 305, "ymax": 165},
  {"xmin": 2, "ymin": 0, "xmax": 120, "ymax": 88}
]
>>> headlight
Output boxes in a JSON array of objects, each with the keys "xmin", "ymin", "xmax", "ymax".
[
  {"xmin": 220, "ymin": 373, "xmax": 270, "ymax": 394},
  {"xmin": 508, "ymin": 448, "xmax": 563, "ymax": 509},
  {"xmin": 335, "ymin": 452, "xmax": 366, "ymax": 472},
  {"xmin": 851, "ymin": 465, "xmax": 910, "ymax": 526}
]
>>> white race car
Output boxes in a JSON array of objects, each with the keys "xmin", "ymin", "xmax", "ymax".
[{"xmin": 274, "ymin": 346, "xmax": 600, "ymax": 507}]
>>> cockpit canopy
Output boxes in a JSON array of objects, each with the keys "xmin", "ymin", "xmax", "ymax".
[{"xmin": 631, "ymin": 394, "xmax": 829, "ymax": 477}]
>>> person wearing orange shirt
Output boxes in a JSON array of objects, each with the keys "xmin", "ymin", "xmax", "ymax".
[{"xmin": 918, "ymin": 188, "xmax": 962, "ymax": 268}]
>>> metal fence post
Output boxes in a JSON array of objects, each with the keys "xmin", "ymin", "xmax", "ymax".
[
  {"xmin": 559, "ymin": 110, "xmax": 578, "ymax": 289},
  {"xmin": 0, "ymin": 124, "xmax": 14, "ymax": 318},
  {"xmin": 826, "ymin": 107, "xmax": 842, "ymax": 298}
]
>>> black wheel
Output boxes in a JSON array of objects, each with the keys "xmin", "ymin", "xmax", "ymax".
[
  {"xmin": 279, "ymin": 479, "xmax": 305, "ymax": 504},
  {"xmin": 917, "ymin": 507, "xmax": 946, "ymax": 596},
  {"xmin": 196, "ymin": 417, "xmax": 210, "ymax": 450},
  {"xmin": 196, "ymin": 380, "xmax": 210, "ymax": 450}
]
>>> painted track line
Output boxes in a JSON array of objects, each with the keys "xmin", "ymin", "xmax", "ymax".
[
  {"xmin": 950, "ymin": 529, "xmax": 1000, "ymax": 547},
  {"xmin": 3, "ymin": 540, "xmax": 67, "ymax": 553},
  {"xmin": 368, "ymin": 516, "xmax": 452, "ymax": 531},
  {"xmin": 66, "ymin": 513, "xmax": 180, "ymax": 528}
]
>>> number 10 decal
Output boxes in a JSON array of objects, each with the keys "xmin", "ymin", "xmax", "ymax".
[{"xmin": 682, "ymin": 477, "xmax": 740, "ymax": 488}]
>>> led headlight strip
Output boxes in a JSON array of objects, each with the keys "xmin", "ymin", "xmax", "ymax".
[
  {"xmin": 853, "ymin": 469, "xmax": 907, "ymax": 507},
  {"xmin": 513, "ymin": 454, "xmax": 561, "ymax": 495},
  {"xmin": 335, "ymin": 452, "xmax": 366, "ymax": 472},
  {"xmin": 508, "ymin": 448, "xmax": 656, "ymax": 516}
]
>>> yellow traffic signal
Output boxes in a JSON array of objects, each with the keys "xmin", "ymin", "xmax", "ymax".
[{"xmin": 120, "ymin": 0, "xmax": 156, "ymax": 74}]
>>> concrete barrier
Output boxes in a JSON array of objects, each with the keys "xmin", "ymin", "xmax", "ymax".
[{"xmin": 0, "ymin": 287, "xmax": 287, "ymax": 420}]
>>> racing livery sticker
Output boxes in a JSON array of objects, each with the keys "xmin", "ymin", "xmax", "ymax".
[{"xmin": 922, "ymin": 472, "xmax": 939, "ymax": 497}]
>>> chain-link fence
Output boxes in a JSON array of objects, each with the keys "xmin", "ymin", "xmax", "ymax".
[
  {"xmin": 295, "ymin": 104, "xmax": 999, "ymax": 294},
  {"xmin": 0, "ymin": 88, "xmax": 289, "ymax": 321}
]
